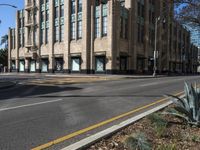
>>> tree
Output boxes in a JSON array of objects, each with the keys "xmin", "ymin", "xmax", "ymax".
[
  {"xmin": 0, "ymin": 48, "xmax": 8, "ymax": 66},
  {"xmin": 174, "ymin": 0, "xmax": 200, "ymax": 27},
  {"xmin": 1, "ymin": 34, "xmax": 8, "ymax": 49},
  {"xmin": 0, "ymin": 34, "xmax": 8, "ymax": 67}
]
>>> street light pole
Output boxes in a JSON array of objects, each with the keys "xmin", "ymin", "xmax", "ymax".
[
  {"xmin": 153, "ymin": 17, "xmax": 160, "ymax": 77},
  {"xmin": 0, "ymin": 4, "xmax": 17, "ymax": 8}
]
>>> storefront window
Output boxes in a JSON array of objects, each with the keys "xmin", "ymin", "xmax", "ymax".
[
  {"xmin": 95, "ymin": 56, "xmax": 105, "ymax": 72},
  {"xmin": 120, "ymin": 56, "xmax": 127, "ymax": 71},
  {"xmin": 71, "ymin": 57, "xmax": 80, "ymax": 71},
  {"xmin": 11, "ymin": 60, "xmax": 16, "ymax": 70},
  {"xmin": 41, "ymin": 59, "xmax": 48, "ymax": 72},
  {"xmin": 19, "ymin": 60, "xmax": 25, "ymax": 72},
  {"xmin": 30, "ymin": 60, "xmax": 36, "ymax": 72},
  {"xmin": 55, "ymin": 58, "xmax": 63, "ymax": 71}
]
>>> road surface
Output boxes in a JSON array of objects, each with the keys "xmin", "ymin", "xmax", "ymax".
[{"xmin": 0, "ymin": 75, "xmax": 199, "ymax": 150}]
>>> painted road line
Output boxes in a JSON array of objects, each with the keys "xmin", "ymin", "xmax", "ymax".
[
  {"xmin": 0, "ymin": 99, "xmax": 63, "ymax": 112},
  {"xmin": 31, "ymin": 91, "xmax": 184, "ymax": 150},
  {"xmin": 62, "ymin": 101, "xmax": 175, "ymax": 150}
]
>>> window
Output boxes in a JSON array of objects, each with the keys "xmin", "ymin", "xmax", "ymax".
[
  {"xmin": 71, "ymin": 0, "xmax": 75, "ymax": 14},
  {"xmin": 95, "ymin": 18, "xmax": 100, "ymax": 37},
  {"xmin": 34, "ymin": 28, "xmax": 37, "ymax": 45},
  {"xmin": 102, "ymin": 16, "xmax": 107, "ymax": 36},
  {"xmin": 19, "ymin": 32, "xmax": 22, "ymax": 47},
  {"xmin": 95, "ymin": 56, "xmax": 105, "ymax": 72},
  {"xmin": 71, "ymin": 22, "xmax": 76, "ymax": 40},
  {"xmin": 120, "ymin": 17, "xmax": 123, "ymax": 38},
  {"xmin": 55, "ymin": 58, "xmax": 63, "ymax": 71},
  {"xmin": 78, "ymin": 21, "xmax": 82, "ymax": 39},
  {"xmin": 41, "ymin": 11, "xmax": 45, "ymax": 22},
  {"xmin": 102, "ymin": 3, "xmax": 108, "ymax": 37},
  {"xmin": 46, "ymin": 10, "xmax": 49, "ymax": 21},
  {"xmin": 55, "ymin": 7, "xmax": 59, "ymax": 18},
  {"xmin": 137, "ymin": 24, "xmax": 140, "ymax": 42},
  {"xmin": 46, "ymin": 27, "xmax": 49, "ymax": 43},
  {"xmin": 55, "ymin": 26, "xmax": 59, "ymax": 42},
  {"xmin": 60, "ymin": 5, "xmax": 64, "ymax": 17},
  {"xmin": 41, "ymin": 29, "xmax": 44, "ymax": 44},
  {"xmin": 125, "ymin": 19, "xmax": 128, "ymax": 39},
  {"xmin": 71, "ymin": 57, "xmax": 80, "ymax": 71},
  {"xmin": 60, "ymin": 25, "xmax": 64, "ymax": 41},
  {"xmin": 41, "ymin": 59, "xmax": 48, "ymax": 72},
  {"xmin": 78, "ymin": 0, "xmax": 82, "ymax": 12}
]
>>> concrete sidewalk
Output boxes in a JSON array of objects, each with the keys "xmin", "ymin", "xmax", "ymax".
[{"xmin": 0, "ymin": 72, "xmax": 166, "ymax": 79}]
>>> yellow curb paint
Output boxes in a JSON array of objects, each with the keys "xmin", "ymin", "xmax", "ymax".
[{"xmin": 32, "ymin": 90, "xmax": 184, "ymax": 150}]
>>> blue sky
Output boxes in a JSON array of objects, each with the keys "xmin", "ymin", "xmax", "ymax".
[{"xmin": 0, "ymin": 0, "xmax": 24, "ymax": 47}]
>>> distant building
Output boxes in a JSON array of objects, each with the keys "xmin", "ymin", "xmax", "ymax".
[{"xmin": 8, "ymin": 0, "xmax": 198, "ymax": 74}]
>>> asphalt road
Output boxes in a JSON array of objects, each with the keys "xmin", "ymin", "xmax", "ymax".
[{"xmin": 0, "ymin": 75, "xmax": 200, "ymax": 150}]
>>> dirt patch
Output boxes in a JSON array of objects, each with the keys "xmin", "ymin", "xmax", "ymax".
[{"xmin": 87, "ymin": 106, "xmax": 200, "ymax": 150}]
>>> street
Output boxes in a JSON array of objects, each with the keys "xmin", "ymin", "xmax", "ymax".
[{"xmin": 0, "ymin": 75, "xmax": 200, "ymax": 150}]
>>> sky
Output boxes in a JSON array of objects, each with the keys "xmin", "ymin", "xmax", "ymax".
[{"xmin": 0, "ymin": 0, "xmax": 24, "ymax": 48}]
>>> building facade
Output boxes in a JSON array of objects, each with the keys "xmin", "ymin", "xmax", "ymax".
[{"xmin": 8, "ymin": 0, "xmax": 198, "ymax": 74}]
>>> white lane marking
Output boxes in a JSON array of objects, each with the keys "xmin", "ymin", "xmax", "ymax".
[
  {"xmin": 0, "ymin": 99, "xmax": 63, "ymax": 112},
  {"xmin": 140, "ymin": 78, "xmax": 183, "ymax": 87},
  {"xmin": 140, "ymin": 82, "xmax": 159, "ymax": 87}
]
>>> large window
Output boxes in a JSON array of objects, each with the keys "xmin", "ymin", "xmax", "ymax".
[
  {"xmin": 71, "ymin": 57, "xmax": 80, "ymax": 72},
  {"xmin": 60, "ymin": 5, "xmax": 64, "ymax": 17},
  {"xmin": 30, "ymin": 60, "xmax": 36, "ymax": 72},
  {"xmin": 102, "ymin": 4, "xmax": 107, "ymax": 36},
  {"xmin": 41, "ymin": 11, "xmax": 45, "ymax": 22},
  {"xmin": 78, "ymin": 21, "xmax": 82, "ymax": 39},
  {"xmin": 102, "ymin": 16, "xmax": 107, "ymax": 36},
  {"xmin": 95, "ymin": 56, "xmax": 105, "ymax": 72},
  {"xmin": 46, "ymin": 28, "xmax": 49, "ymax": 43},
  {"xmin": 55, "ymin": 26, "xmax": 59, "ymax": 42},
  {"xmin": 95, "ymin": 18, "xmax": 100, "ymax": 37},
  {"xmin": 55, "ymin": 6, "xmax": 59, "ymax": 18},
  {"xmin": 46, "ymin": 10, "xmax": 49, "ymax": 21},
  {"xmin": 71, "ymin": 0, "xmax": 75, "ymax": 14},
  {"xmin": 60, "ymin": 25, "xmax": 64, "ymax": 42},
  {"xmin": 41, "ymin": 29, "xmax": 45, "ymax": 44},
  {"xmin": 95, "ymin": 6, "xmax": 100, "ymax": 38},
  {"xmin": 78, "ymin": 0, "xmax": 82, "ymax": 12},
  {"xmin": 41, "ymin": 59, "xmax": 48, "ymax": 72},
  {"xmin": 19, "ymin": 60, "xmax": 25, "ymax": 72},
  {"xmin": 55, "ymin": 58, "xmax": 63, "ymax": 71},
  {"xmin": 71, "ymin": 22, "xmax": 76, "ymax": 40}
]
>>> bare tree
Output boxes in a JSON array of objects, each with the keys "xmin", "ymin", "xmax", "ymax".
[{"xmin": 174, "ymin": 0, "xmax": 200, "ymax": 27}]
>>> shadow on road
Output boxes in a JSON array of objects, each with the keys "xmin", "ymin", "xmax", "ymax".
[{"xmin": 0, "ymin": 84, "xmax": 82, "ymax": 100}]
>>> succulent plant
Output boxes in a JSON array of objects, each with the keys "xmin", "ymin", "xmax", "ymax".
[
  {"xmin": 164, "ymin": 82, "xmax": 200, "ymax": 127},
  {"xmin": 125, "ymin": 132, "xmax": 152, "ymax": 150}
]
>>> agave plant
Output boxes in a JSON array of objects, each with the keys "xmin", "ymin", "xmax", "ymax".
[
  {"xmin": 125, "ymin": 132, "xmax": 152, "ymax": 150},
  {"xmin": 164, "ymin": 82, "xmax": 200, "ymax": 127}
]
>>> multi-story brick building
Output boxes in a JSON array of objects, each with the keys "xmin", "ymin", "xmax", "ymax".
[{"xmin": 8, "ymin": 0, "xmax": 198, "ymax": 74}]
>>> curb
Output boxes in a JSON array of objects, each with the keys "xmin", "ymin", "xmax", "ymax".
[
  {"xmin": 62, "ymin": 99, "xmax": 178, "ymax": 150},
  {"xmin": 0, "ymin": 81, "xmax": 17, "ymax": 90}
]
